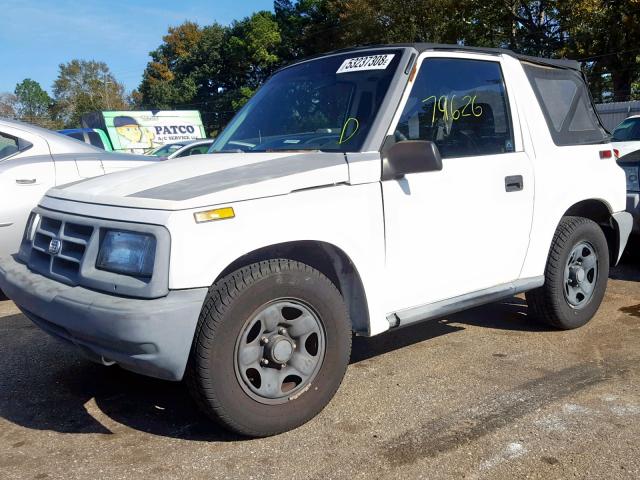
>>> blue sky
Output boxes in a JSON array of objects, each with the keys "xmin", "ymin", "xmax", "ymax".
[{"xmin": 1, "ymin": 0, "xmax": 274, "ymax": 94}]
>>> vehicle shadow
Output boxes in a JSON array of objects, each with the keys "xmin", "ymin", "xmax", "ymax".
[
  {"xmin": 0, "ymin": 295, "xmax": 571, "ymax": 441},
  {"xmin": 610, "ymin": 257, "xmax": 640, "ymax": 282},
  {"xmin": 0, "ymin": 312, "xmax": 241, "ymax": 442},
  {"xmin": 351, "ymin": 296, "xmax": 550, "ymax": 364}
]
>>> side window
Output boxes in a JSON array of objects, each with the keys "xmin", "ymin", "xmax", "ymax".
[
  {"xmin": 395, "ymin": 58, "xmax": 514, "ymax": 158},
  {"xmin": 523, "ymin": 62, "xmax": 607, "ymax": 146},
  {"xmin": 177, "ymin": 145, "xmax": 209, "ymax": 157},
  {"xmin": 68, "ymin": 132, "xmax": 85, "ymax": 142},
  {"xmin": 0, "ymin": 132, "xmax": 27, "ymax": 160},
  {"xmin": 87, "ymin": 131, "xmax": 105, "ymax": 149},
  {"xmin": 190, "ymin": 145, "xmax": 210, "ymax": 155}
]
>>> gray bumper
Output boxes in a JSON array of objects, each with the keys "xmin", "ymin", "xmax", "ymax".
[
  {"xmin": 0, "ymin": 256, "xmax": 207, "ymax": 381},
  {"xmin": 627, "ymin": 193, "xmax": 640, "ymax": 234}
]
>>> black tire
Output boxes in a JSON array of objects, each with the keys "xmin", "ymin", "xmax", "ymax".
[
  {"xmin": 186, "ymin": 259, "xmax": 351, "ymax": 437},
  {"xmin": 526, "ymin": 216, "xmax": 609, "ymax": 330}
]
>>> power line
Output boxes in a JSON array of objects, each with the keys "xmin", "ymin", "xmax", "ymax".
[{"xmin": 577, "ymin": 47, "xmax": 640, "ymax": 62}]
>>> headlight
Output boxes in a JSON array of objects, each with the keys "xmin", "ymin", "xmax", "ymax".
[
  {"xmin": 96, "ymin": 230, "xmax": 156, "ymax": 277},
  {"xmin": 622, "ymin": 165, "xmax": 640, "ymax": 192}
]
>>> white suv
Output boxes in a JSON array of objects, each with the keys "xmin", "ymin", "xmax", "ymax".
[{"xmin": 0, "ymin": 44, "xmax": 632, "ymax": 437}]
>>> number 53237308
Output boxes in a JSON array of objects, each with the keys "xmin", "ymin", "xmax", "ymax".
[{"xmin": 422, "ymin": 94, "xmax": 483, "ymax": 126}]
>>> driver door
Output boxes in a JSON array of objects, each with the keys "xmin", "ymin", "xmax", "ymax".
[{"xmin": 383, "ymin": 53, "xmax": 534, "ymax": 313}]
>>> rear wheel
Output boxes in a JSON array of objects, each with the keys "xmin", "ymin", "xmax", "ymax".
[
  {"xmin": 187, "ymin": 259, "xmax": 351, "ymax": 437},
  {"xmin": 526, "ymin": 216, "xmax": 609, "ymax": 329}
]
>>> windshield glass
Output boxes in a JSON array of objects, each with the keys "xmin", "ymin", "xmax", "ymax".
[
  {"xmin": 149, "ymin": 143, "xmax": 185, "ymax": 156},
  {"xmin": 612, "ymin": 118, "xmax": 640, "ymax": 142},
  {"xmin": 210, "ymin": 50, "xmax": 403, "ymax": 153}
]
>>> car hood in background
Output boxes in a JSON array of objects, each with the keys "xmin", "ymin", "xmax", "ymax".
[
  {"xmin": 45, "ymin": 152, "xmax": 348, "ymax": 210},
  {"xmin": 613, "ymin": 140, "xmax": 640, "ymax": 159}
]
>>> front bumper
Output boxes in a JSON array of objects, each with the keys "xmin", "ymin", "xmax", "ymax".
[
  {"xmin": 0, "ymin": 256, "xmax": 207, "ymax": 381},
  {"xmin": 627, "ymin": 193, "xmax": 640, "ymax": 234}
]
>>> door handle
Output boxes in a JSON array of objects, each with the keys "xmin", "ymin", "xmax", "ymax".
[
  {"xmin": 16, "ymin": 178, "xmax": 36, "ymax": 185},
  {"xmin": 505, "ymin": 175, "xmax": 523, "ymax": 192}
]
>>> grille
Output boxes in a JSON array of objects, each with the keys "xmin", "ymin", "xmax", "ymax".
[{"xmin": 28, "ymin": 214, "xmax": 94, "ymax": 285}]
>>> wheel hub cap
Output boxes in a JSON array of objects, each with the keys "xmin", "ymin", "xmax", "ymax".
[
  {"xmin": 267, "ymin": 335, "xmax": 294, "ymax": 364},
  {"xmin": 234, "ymin": 299, "xmax": 326, "ymax": 404},
  {"xmin": 563, "ymin": 242, "xmax": 598, "ymax": 308},
  {"xmin": 569, "ymin": 266, "xmax": 586, "ymax": 285}
]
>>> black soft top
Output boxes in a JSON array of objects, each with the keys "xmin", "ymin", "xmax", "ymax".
[{"xmin": 290, "ymin": 43, "xmax": 580, "ymax": 71}]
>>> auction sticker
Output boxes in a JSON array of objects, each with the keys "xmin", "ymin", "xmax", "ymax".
[{"xmin": 336, "ymin": 54, "xmax": 395, "ymax": 73}]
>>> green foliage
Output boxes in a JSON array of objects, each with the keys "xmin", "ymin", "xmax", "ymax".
[
  {"xmin": 14, "ymin": 79, "xmax": 52, "ymax": 122},
  {"xmin": 558, "ymin": 0, "xmax": 640, "ymax": 101},
  {"xmin": 136, "ymin": 0, "xmax": 640, "ymax": 134},
  {"xmin": 2, "ymin": 0, "xmax": 637, "ymax": 133},
  {"xmin": 138, "ymin": 13, "xmax": 283, "ymax": 134},
  {"xmin": 52, "ymin": 59, "xmax": 129, "ymax": 128}
]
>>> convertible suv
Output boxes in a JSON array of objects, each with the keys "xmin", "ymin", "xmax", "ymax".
[{"xmin": 0, "ymin": 44, "xmax": 631, "ymax": 437}]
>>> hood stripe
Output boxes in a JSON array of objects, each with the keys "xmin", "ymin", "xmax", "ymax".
[{"xmin": 128, "ymin": 153, "xmax": 346, "ymax": 201}]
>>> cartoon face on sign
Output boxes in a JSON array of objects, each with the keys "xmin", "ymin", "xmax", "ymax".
[{"xmin": 114, "ymin": 116, "xmax": 155, "ymax": 149}]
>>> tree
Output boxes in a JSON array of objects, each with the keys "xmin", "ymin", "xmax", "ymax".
[
  {"xmin": 139, "ymin": 21, "xmax": 205, "ymax": 109},
  {"xmin": 0, "ymin": 93, "xmax": 17, "ymax": 118},
  {"xmin": 137, "ymin": 0, "xmax": 640, "ymax": 132},
  {"xmin": 14, "ymin": 79, "xmax": 52, "ymax": 124},
  {"xmin": 558, "ymin": 0, "xmax": 640, "ymax": 101},
  {"xmin": 275, "ymin": 0, "xmax": 343, "ymax": 58},
  {"xmin": 52, "ymin": 60, "xmax": 129, "ymax": 127},
  {"xmin": 339, "ymin": 0, "xmax": 466, "ymax": 45},
  {"xmin": 138, "ymin": 14, "xmax": 282, "ymax": 135},
  {"xmin": 138, "ymin": 21, "xmax": 227, "ymax": 133}
]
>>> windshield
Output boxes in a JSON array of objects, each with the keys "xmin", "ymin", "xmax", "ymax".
[
  {"xmin": 210, "ymin": 50, "xmax": 403, "ymax": 153},
  {"xmin": 149, "ymin": 143, "xmax": 185, "ymax": 156},
  {"xmin": 612, "ymin": 118, "xmax": 640, "ymax": 142}
]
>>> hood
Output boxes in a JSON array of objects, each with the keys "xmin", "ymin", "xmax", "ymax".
[{"xmin": 46, "ymin": 151, "xmax": 349, "ymax": 210}]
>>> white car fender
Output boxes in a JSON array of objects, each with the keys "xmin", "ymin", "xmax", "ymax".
[{"xmin": 166, "ymin": 182, "xmax": 390, "ymax": 335}]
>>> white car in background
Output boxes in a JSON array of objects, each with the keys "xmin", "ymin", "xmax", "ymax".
[
  {"xmin": 0, "ymin": 118, "xmax": 161, "ymax": 257},
  {"xmin": 147, "ymin": 139, "xmax": 214, "ymax": 159},
  {"xmin": 612, "ymin": 115, "xmax": 640, "ymax": 158}
]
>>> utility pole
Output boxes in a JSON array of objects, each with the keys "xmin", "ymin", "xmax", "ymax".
[{"xmin": 103, "ymin": 72, "xmax": 112, "ymax": 110}]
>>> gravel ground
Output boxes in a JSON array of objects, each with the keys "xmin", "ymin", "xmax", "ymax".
[{"xmin": 1, "ymin": 259, "xmax": 639, "ymax": 480}]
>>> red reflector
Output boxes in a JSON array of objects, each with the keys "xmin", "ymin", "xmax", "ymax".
[
  {"xmin": 599, "ymin": 150, "xmax": 613, "ymax": 159},
  {"xmin": 613, "ymin": 148, "xmax": 620, "ymax": 158}
]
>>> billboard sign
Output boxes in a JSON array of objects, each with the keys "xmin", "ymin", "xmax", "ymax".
[{"xmin": 82, "ymin": 110, "xmax": 206, "ymax": 154}]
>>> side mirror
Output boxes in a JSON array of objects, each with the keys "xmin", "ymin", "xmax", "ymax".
[{"xmin": 381, "ymin": 138, "xmax": 443, "ymax": 180}]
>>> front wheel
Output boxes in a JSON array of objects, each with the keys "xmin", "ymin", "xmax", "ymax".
[
  {"xmin": 186, "ymin": 259, "xmax": 351, "ymax": 437},
  {"xmin": 526, "ymin": 216, "xmax": 609, "ymax": 329}
]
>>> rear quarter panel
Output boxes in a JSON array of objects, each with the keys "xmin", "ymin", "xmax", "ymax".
[{"xmin": 509, "ymin": 59, "xmax": 627, "ymax": 278}]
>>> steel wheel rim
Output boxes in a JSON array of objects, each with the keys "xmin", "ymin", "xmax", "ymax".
[
  {"xmin": 234, "ymin": 299, "xmax": 326, "ymax": 405},
  {"xmin": 563, "ymin": 241, "xmax": 598, "ymax": 309}
]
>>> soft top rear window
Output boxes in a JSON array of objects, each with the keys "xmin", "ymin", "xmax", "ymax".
[{"xmin": 523, "ymin": 62, "xmax": 607, "ymax": 146}]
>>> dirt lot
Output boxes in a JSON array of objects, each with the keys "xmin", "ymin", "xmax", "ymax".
[{"xmin": 1, "ymin": 259, "xmax": 639, "ymax": 480}]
